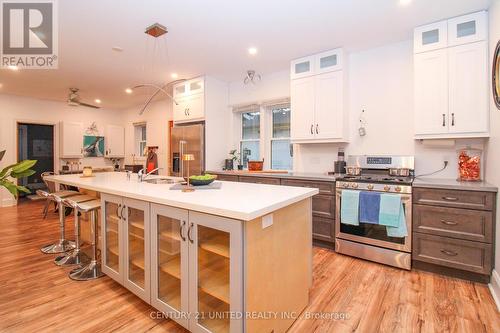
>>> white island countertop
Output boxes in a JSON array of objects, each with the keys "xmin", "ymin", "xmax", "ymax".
[{"xmin": 45, "ymin": 172, "xmax": 318, "ymax": 221}]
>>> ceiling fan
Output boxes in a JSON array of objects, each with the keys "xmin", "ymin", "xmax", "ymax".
[{"xmin": 67, "ymin": 88, "xmax": 101, "ymax": 109}]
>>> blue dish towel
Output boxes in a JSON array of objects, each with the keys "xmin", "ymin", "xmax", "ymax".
[
  {"xmin": 359, "ymin": 191, "xmax": 381, "ymax": 224},
  {"xmin": 379, "ymin": 194, "xmax": 401, "ymax": 227},
  {"xmin": 386, "ymin": 203, "xmax": 408, "ymax": 238},
  {"xmin": 341, "ymin": 190, "xmax": 360, "ymax": 226}
]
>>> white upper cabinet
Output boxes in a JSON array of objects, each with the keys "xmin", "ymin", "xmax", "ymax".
[
  {"xmin": 105, "ymin": 125, "xmax": 125, "ymax": 158},
  {"xmin": 448, "ymin": 41, "xmax": 488, "ymax": 134},
  {"xmin": 414, "ymin": 21, "xmax": 448, "ymax": 53},
  {"xmin": 414, "ymin": 49, "xmax": 449, "ymax": 136},
  {"xmin": 448, "ymin": 11, "xmax": 487, "ymax": 47},
  {"xmin": 290, "ymin": 76, "xmax": 315, "ymax": 141},
  {"xmin": 413, "ymin": 11, "xmax": 489, "ymax": 139},
  {"xmin": 173, "ymin": 77, "xmax": 206, "ymax": 123},
  {"xmin": 314, "ymin": 48, "xmax": 343, "ymax": 74},
  {"xmin": 290, "ymin": 56, "xmax": 315, "ymax": 79},
  {"xmin": 60, "ymin": 121, "xmax": 84, "ymax": 158},
  {"xmin": 314, "ymin": 71, "xmax": 344, "ymax": 140}
]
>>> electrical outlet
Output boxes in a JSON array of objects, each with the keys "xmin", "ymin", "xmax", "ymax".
[{"xmin": 262, "ymin": 214, "xmax": 273, "ymax": 229}]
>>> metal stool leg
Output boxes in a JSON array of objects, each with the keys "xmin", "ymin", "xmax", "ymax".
[
  {"xmin": 70, "ymin": 209, "xmax": 104, "ymax": 280},
  {"xmin": 54, "ymin": 205, "xmax": 90, "ymax": 266},
  {"xmin": 40, "ymin": 200, "xmax": 75, "ymax": 254}
]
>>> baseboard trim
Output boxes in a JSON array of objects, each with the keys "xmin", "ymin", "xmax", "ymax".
[{"xmin": 488, "ymin": 269, "xmax": 500, "ymax": 311}]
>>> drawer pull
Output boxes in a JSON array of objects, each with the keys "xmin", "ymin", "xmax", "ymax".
[
  {"xmin": 440, "ymin": 249, "xmax": 458, "ymax": 257},
  {"xmin": 442, "ymin": 196, "xmax": 458, "ymax": 202},
  {"xmin": 440, "ymin": 220, "xmax": 458, "ymax": 226}
]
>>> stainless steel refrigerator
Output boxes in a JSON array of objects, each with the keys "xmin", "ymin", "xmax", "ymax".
[{"xmin": 170, "ymin": 123, "xmax": 205, "ymax": 178}]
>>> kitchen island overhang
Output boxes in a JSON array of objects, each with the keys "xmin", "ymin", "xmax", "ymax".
[{"xmin": 45, "ymin": 172, "xmax": 318, "ymax": 333}]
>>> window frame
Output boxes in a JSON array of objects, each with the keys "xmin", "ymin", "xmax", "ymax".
[
  {"xmin": 134, "ymin": 123, "xmax": 147, "ymax": 158},
  {"xmin": 268, "ymin": 104, "xmax": 292, "ymax": 171},
  {"xmin": 239, "ymin": 111, "xmax": 262, "ymax": 168}
]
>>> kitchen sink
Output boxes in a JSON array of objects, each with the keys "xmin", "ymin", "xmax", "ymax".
[{"xmin": 144, "ymin": 178, "xmax": 177, "ymax": 184}]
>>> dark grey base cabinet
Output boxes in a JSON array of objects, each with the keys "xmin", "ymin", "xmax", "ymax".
[
  {"xmin": 413, "ymin": 187, "xmax": 496, "ymax": 282},
  {"xmin": 209, "ymin": 173, "xmax": 336, "ymax": 246}
]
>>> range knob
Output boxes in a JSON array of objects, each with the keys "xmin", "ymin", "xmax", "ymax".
[
  {"xmin": 342, "ymin": 182, "xmax": 349, "ymax": 188},
  {"xmin": 367, "ymin": 184, "xmax": 374, "ymax": 190},
  {"xmin": 384, "ymin": 185, "xmax": 391, "ymax": 192},
  {"xmin": 395, "ymin": 186, "xmax": 402, "ymax": 192},
  {"xmin": 351, "ymin": 183, "xmax": 359, "ymax": 189}
]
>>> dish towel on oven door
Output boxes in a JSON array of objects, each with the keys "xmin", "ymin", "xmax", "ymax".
[
  {"xmin": 340, "ymin": 190, "xmax": 360, "ymax": 226},
  {"xmin": 359, "ymin": 192, "xmax": 381, "ymax": 224},
  {"xmin": 379, "ymin": 194, "xmax": 408, "ymax": 237}
]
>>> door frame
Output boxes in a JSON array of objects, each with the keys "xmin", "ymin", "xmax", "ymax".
[{"xmin": 15, "ymin": 120, "xmax": 57, "ymax": 198}]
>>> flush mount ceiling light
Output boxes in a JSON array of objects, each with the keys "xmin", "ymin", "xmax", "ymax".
[
  {"xmin": 94, "ymin": 99, "xmax": 102, "ymax": 104},
  {"xmin": 171, "ymin": 73, "xmax": 178, "ymax": 79},
  {"xmin": 248, "ymin": 47, "xmax": 258, "ymax": 55},
  {"xmin": 131, "ymin": 22, "xmax": 186, "ymax": 115},
  {"xmin": 399, "ymin": 0, "xmax": 412, "ymax": 6},
  {"xmin": 125, "ymin": 88, "xmax": 133, "ymax": 94},
  {"xmin": 243, "ymin": 70, "xmax": 261, "ymax": 85},
  {"xmin": 112, "ymin": 46, "xmax": 124, "ymax": 52}
]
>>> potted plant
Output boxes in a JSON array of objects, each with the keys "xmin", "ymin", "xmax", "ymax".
[
  {"xmin": 226, "ymin": 149, "xmax": 242, "ymax": 170},
  {"xmin": 0, "ymin": 156, "xmax": 37, "ymax": 198}
]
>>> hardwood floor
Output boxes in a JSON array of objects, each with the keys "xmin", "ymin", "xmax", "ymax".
[{"xmin": 0, "ymin": 200, "xmax": 499, "ymax": 333}]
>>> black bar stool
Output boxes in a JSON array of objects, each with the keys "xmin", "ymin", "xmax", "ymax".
[
  {"xmin": 69, "ymin": 199, "xmax": 104, "ymax": 281},
  {"xmin": 54, "ymin": 194, "xmax": 96, "ymax": 266},
  {"xmin": 38, "ymin": 190, "xmax": 80, "ymax": 254}
]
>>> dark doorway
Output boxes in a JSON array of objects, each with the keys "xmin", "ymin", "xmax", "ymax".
[{"xmin": 17, "ymin": 123, "xmax": 55, "ymax": 198}]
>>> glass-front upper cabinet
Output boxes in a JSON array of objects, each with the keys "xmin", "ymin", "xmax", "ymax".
[
  {"xmin": 447, "ymin": 11, "xmax": 487, "ymax": 47},
  {"xmin": 314, "ymin": 48, "xmax": 343, "ymax": 74},
  {"xmin": 101, "ymin": 194, "xmax": 123, "ymax": 283},
  {"xmin": 123, "ymin": 197, "xmax": 150, "ymax": 303},
  {"xmin": 151, "ymin": 204, "xmax": 190, "ymax": 329},
  {"xmin": 414, "ymin": 20, "xmax": 448, "ymax": 53},
  {"xmin": 188, "ymin": 212, "xmax": 243, "ymax": 333},
  {"xmin": 290, "ymin": 55, "xmax": 315, "ymax": 80}
]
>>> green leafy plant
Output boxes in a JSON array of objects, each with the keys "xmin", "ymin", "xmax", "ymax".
[
  {"xmin": 229, "ymin": 149, "xmax": 240, "ymax": 162},
  {"xmin": 0, "ymin": 159, "xmax": 37, "ymax": 198}
]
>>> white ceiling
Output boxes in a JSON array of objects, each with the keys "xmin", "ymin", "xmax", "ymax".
[{"xmin": 0, "ymin": 0, "xmax": 492, "ymax": 109}]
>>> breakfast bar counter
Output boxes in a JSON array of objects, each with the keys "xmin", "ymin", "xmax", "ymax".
[{"xmin": 46, "ymin": 172, "xmax": 318, "ymax": 333}]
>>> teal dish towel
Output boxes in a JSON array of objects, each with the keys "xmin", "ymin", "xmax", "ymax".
[
  {"xmin": 386, "ymin": 203, "xmax": 408, "ymax": 238},
  {"xmin": 341, "ymin": 190, "xmax": 360, "ymax": 226},
  {"xmin": 378, "ymin": 194, "xmax": 401, "ymax": 227}
]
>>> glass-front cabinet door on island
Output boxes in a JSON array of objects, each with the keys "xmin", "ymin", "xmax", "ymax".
[{"xmin": 101, "ymin": 194, "xmax": 151, "ymax": 303}]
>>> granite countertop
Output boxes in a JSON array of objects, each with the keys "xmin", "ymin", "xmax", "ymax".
[
  {"xmin": 207, "ymin": 170, "xmax": 337, "ymax": 182},
  {"xmin": 45, "ymin": 172, "xmax": 318, "ymax": 221},
  {"xmin": 413, "ymin": 177, "xmax": 498, "ymax": 192}
]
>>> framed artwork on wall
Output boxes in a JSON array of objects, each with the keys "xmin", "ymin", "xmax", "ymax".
[{"xmin": 83, "ymin": 136, "xmax": 105, "ymax": 157}]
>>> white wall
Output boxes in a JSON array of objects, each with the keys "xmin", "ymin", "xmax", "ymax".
[
  {"xmin": 486, "ymin": 0, "xmax": 500, "ymax": 300},
  {"xmin": 122, "ymin": 99, "xmax": 172, "ymax": 176},
  {"xmin": 0, "ymin": 93, "xmax": 125, "ymax": 206},
  {"xmin": 228, "ymin": 40, "xmax": 486, "ymax": 178}
]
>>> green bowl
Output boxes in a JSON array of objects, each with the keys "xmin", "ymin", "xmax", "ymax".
[{"xmin": 189, "ymin": 175, "xmax": 217, "ymax": 186}]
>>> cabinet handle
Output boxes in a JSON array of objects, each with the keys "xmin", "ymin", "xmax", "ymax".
[
  {"xmin": 121, "ymin": 205, "xmax": 126, "ymax": 220},
  {"xmin": 442, "ymin": 114, "xmax": 446, "ymax": 127},
  {"xmin": 442, "ymin": 196, "xmax": 458, "ymax": 202},
  {"xmin": 187, "ymin": 222, "xmax": 194, "ymax": 243},
  {"xmin": 440, "ymin": 219, "xmax": 458, "ymax": 226},
  {"xmin": 116, "ymin": 204, "xmax": 122, "ymax": 219},
  {"xmin": 187, "ymin": 108, "xmax": 190, "ymax": 116},
  {"xmin": 310, "ymin": 124, "xmax": 313, "ymax": 135},
  {"xmin": 451, "ymin": 113, "xmax": 455, "ymax": 126},
  {"xmin": 316, "ymin": 124, "xmax": 319, "ymax": 134},
  {"xmin": 440, "ymin": 249, "xmax": 458, "ymax": 257},
  {"xmin": 179, "ymin": 221, "xmax": 187, "ymax": 241}
]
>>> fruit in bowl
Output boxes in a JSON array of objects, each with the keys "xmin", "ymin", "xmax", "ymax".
[{"xmin": 189, "ymin": 174, "xmax": 217, "ymax": 186}]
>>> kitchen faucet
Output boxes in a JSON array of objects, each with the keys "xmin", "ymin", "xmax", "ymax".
[{"xmin": 138, "ymin": 168, "xmax": 162, "ymax": 182}]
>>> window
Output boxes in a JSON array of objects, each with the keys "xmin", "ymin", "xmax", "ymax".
[
  {"xmin": 240, "ymin": 111, "xmax": 260, "ymax": 168},
  {"xmin": 134, "ymin": 123, "xmax": 147, "ymax": 157},
  {"xmin": 270, "ymin": 106, "xmax": 292, "ymax": 170}
]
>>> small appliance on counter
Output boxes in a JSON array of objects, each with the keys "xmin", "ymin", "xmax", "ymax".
[
  {"xmin": 333, "ymin": 148, "xmax": 346, "ymax": 174},
  {"xmin": 248, "ymin": 160, "xmax": 264, "ymax": 171}
]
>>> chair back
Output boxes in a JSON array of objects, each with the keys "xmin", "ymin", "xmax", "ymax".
[{"xmin": 41, "ymin": 172, "xmax": 56, "ymax": 193}]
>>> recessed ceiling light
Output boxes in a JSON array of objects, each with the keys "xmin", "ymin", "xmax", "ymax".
[
  {"xmin": 125, "ymin": 88, "xmax": 133, "ymax": 94},
  {"xmin": 94, "ymin": 99, "xmax": 102, "ymax": 104},
  {"xmin": 399, "ymin": 0, "xmax": 412, "ymax": 6},
  {"xmin": 0, "ymin": 83, "xmax": 3, "ymax": 88},
  {"xmin": 8, "ymin": 65, "xmax": 18, "ymax": 71},
  {"xmin": 248, "ymin": 47, "xmax": 258, "ymax": 55},
  {"xmin": 171, "ymin": 73, "xmax": 178, "ymax": 79}
]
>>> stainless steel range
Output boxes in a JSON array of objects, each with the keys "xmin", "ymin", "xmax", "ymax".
[{"xmin": 335, "ymin": 155, "xmax": 415, "ymax": 270}]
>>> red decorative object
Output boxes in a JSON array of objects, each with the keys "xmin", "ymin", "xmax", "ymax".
[{"xmin": 458, "ymin": 148, "xmax": 481, "ymax": 181}]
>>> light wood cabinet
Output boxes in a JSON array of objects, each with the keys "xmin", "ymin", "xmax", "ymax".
[
  {"xmin": 101, "ymin": 194, "xmax": 151, "ymax": 303},
  {"xmin": 105, "ymin": 124, "xmax": 125, "ymax": 158},
  {"xmin": 60, "ymin": 121, "xmax": 84, "ymax": 158},
  {"xmin": 150, "ymin": 204, "xmax": 243, "ymax": 333},
  {"xmin": 413, "ymin": 11, "xmax": 489, "ymax": 139}
]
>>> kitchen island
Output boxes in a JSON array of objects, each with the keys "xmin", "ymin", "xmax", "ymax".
[{"xmin": 46, "ymin": 172, "xmax": 318, "ymax": 333}]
